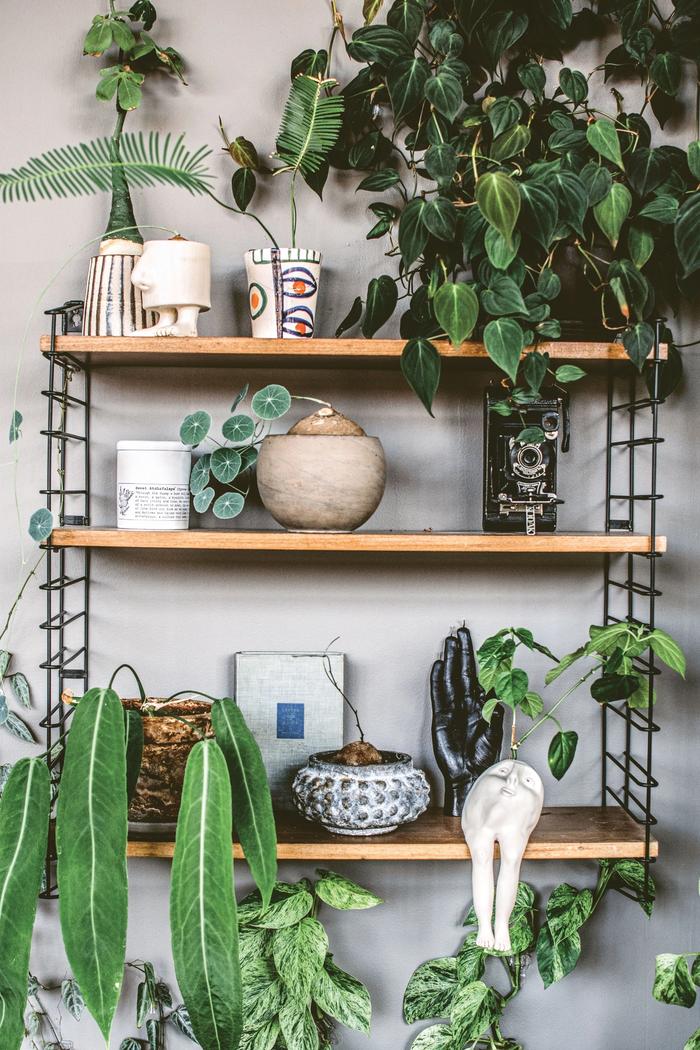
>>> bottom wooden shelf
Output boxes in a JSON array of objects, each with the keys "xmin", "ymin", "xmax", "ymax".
[{"xmin": 127, "ymin": 806, "xmax": 657, "ymax": 862}]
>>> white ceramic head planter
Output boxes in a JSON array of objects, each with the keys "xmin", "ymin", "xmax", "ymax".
[
  {"xmin": 130, "ymin": 237, "xmax": 211, "ymax": 336},
  {"xmin": 462, "ymin": 759, "xmax": 544, "ymax": 952}
]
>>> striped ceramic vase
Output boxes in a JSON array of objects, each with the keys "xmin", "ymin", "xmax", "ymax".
[{"xmin": 82, "ymin": 248, "xmax": 148, "ymax": 336}]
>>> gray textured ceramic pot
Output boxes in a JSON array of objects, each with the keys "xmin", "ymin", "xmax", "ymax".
[
  {"xmin": 256, "ymin": 434, "xmax": 386, "ymax": 532},
  {"xmin": 292, "ymin": 750, "xmax": 430, "ymax": 836}
]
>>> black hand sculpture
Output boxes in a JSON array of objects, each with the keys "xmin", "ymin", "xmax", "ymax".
[{"xmin": 430, "ymin": 626, "xmax": 505, "ymax": 817}]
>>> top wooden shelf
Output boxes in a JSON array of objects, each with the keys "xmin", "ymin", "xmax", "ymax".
[{"xmin": 40, "ymin": 336, "xmax": 666, "ymax": 369}]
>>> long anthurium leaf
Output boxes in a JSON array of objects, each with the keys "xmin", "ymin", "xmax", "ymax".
[
  {"xmin": 275, "ymin": 75, "xmax": 344, "ymax": 177},
  {"xmin": 0, "ymin": 759, "xmax": 50, "ymax": 1050},
  {"xmin": 56, "ymin": 687, "xmax": 128, "ymax": 1043},
  {"xmin": 212, "ymin": 698, "xmax": 277, "ymax": 908},
  {"xmin": 170, "ymin": 739, "xmax": 242, "ymax": 1050}
]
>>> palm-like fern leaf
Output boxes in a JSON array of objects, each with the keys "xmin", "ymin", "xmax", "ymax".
[
  {"xmin": 0, "ymin": 132, "xmax": 213, "ymax": 203},
  {"xmin": 275, "ymin": 75, "xmax": 344, "ymax": 177}
]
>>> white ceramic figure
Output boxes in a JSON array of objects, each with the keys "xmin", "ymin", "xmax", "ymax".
[
  {"xmin": 130, "ymin": 237, "xmax": 211, "ymax": 336},
  {"xmin": 244, "ymin": 247, "xmax": 322, "ymax": 338},
  {"xmin": 462, "ymin": 759, "xmax": 544, "ymax": 952}
]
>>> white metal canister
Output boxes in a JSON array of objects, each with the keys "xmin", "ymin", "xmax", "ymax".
[{"xmin": 116, "ymin": 441, "xmax": 191, "ymax": 530}]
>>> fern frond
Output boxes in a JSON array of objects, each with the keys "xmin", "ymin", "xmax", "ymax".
[
  {"xmin": 0, "ymin": 133, "xmax": 214, "ymax": 203},
  {"xmin": 275, "ymin": 75, "xmax": 344, "ymax": 177}
]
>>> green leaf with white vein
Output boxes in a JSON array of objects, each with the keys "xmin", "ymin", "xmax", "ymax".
[
  {"xmin": 410, "ymin": 1024, "xmax": 455, "ymax": 1049},
  {"xmin": 401, "ymin": 338, "xmax": 441, "ymax": 416},
  {"xmin": 312, "ymin": 957, "xmax": 371, "ymax": 1034},
  {"xmin": 212, "ymin": 699, "xmax": 277, "ymax": 908},
  {"xmin": 9, "ymin": 672, "xmax": 30, "ymax": 708},
  {"xmin": 483, "ymin": 318, "xmax": 525, "ymax": 383},
  {"xmin": 649, "ymin": 628, "xmax": 686, "ymax": 676},
  {"xmin": 536, "ymin": 924, "xmax": 582, "ymax": 987},
  {"xmin": 450, "ymin": 980, "xmax": 504, "ymax": 1044},
  {"xmin": 476, "ymin": 172, "xmax": 521, "ymax": 243},
  {"xmin": 272, "ymin": 917, "xmax": 328, "ymax": 999},
  {"xmin": 653, "ymin": 954, "xmax": 697, "ymax": 1008},
  {"xmin": 594, "ymin": 184, "xmax": 631, "ymax": 248},
  {"xmin": 171, "ymin": 739, "xmax": 242, "ymax": 1050},
  {"xmin": 190, "ymin": 455, "xmax": 211, "ymax": 495},
  {"xmin": 404, "ymin": 957, "xmax": 458, "ymax": 1023},
  {"xmin": 180, "ymin": 411, "xmax": 211, "ymax": 446},
  {"xmin": 56, "ymin": 688, "xmax": 127, "ymax": 1042},
  {"xmin": 242, "ymin": 1018, "xmax": 280, "ymax": 1049},
  {"xmin": 3, "ymin": 710, "xmax": 35, "ymax": 742},
  {"xmin": 586, "ymin": 119, "xmax": 623, "ymax": 170},
  {"xmin": 222, "ymin": 415, "xmax": 255, "ymax": 443},
  {"xmin": 61, "ymin": 978, "xmax": 85, "ymax": 1020},
  {"xmin": 0, "ymin": 651, "xmax": 9, "ymax": 678},
  {"xmin": 434, "ymin": 282, "xmax": 479, "ymax": 347},
  {"xmin": 211, "ymin": 447, "xmax": 242, "ymax": 484},
  {"xmin": 194, "ymin": 487, "xmax": 215, "ymax": 513},
  {"xmin": 28, "ymin": 508, "xmax": 53, "ymax": 543},
  {"xmin": 278, "ymin": 999, "xmax": 319, "ymax": 1050},
  {"xmin": 251, "ymin": 384, "xmax": 292, "ymax": 420},
  {"xmin": 0, "ymin": 759, "xmax": 50, "ymax": 1050},
  {"xmin": 315, "ymin": 869, "xmax": 383, "ymax": 910},
  {"xmin": 213, "ymin": 492, "xmax": 245, "ymax": 519}
]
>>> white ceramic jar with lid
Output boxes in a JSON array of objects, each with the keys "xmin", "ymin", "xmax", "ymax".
[{"xmin": 117, "ymin": 440, "xmax": 191, "ymax": 530}]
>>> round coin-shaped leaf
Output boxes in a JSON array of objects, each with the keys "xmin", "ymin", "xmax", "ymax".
[
  {"xmin": 28, "ymin": 508, "xmax": 53, "ymax": 543},
  {"xmin": 211, "ymin": 448, "xmax": 243, "ymax": 484},
  {"xmin": 193, "ymin": 487, "xmax": 215, "ymax": 514},
  {"xmin": 222, "ymin": 415, "xmax": 256, "ymax": 443},
  {"xmin": 213, "ymin": 492, "xmax": 245, "ymax": 519},
  {"xmin": 251, "ymin": 385, "xmax": 292, "ymax": 420},
  {"xmin": 180, "ymin": 411, "xmax": 211, "ymax": 447}
]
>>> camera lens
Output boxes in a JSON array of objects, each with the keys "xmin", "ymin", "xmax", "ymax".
[
  {"xmin": 519, "ymin": 446, "xmax": 542, "ymax": 469},
  {"xmin": 542, "ymin": 412, "xmax": 558, "ymax": 431}
]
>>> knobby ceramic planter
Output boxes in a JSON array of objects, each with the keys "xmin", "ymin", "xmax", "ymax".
[
  {"xmin": 257, "ymin": 434, "xmax": 386, "ymax": 531},
  {"xmin": 83, "ymin": 238, "xmax": 148, "ymax": 336},
  {"xmin": 244, "ymin": 247, "xmax": 321, "ymax": 338},
  {"xmin": 292, "ymin": 750, "xmax": 430, "ymax": 836},
  {"xmin": 123, "ymin": 698, "xmax": 212, "ymax": 823}
]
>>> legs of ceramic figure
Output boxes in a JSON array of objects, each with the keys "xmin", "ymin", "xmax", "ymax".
[
  {"xmin": 493, "ymin": 838, "xmax": 527, "ymax": 952},
  {"xmin": 137, "ymin": 305, "xmax": 200, "ymax": 337},
  {"xmin": 470, "ymin": 833, "xmax": 496, "ymax": 949}
]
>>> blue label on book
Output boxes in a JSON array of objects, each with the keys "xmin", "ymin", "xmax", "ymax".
[{"xmin": 276, "ymin": 702, "xmax": 305, "ymax": 739}]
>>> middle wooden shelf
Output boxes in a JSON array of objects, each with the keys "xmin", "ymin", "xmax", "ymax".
[
  {"xmin": 126, "ymin": 806, "xmax": 657, "ymax": 862},
  {"xmin": 49, "ymin": 528, "xmax": 666, "ymax": 555}
]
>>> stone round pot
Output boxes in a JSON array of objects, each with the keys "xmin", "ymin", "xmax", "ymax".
[
  {"xmin": 292, "ymin": 750, "xmax": 430, "ymax": 836},
  {"xmin": 256, "ymin": 434, "xmax": 386, "ymax": 532},
  {"xmin": 122, "ymin": 698, "xmax": 212, "ymax": 823}
]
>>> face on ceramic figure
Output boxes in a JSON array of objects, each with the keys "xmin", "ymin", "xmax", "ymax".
[
  {"xmin": 481, "ymin": 759, "xmax": 543, "ymax": 803},
  {"xmin": 131, "ymin": 240, "xmax": 211, "ymax": 310}
]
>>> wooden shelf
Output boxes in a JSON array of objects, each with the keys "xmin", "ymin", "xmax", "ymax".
[
  {"xmin": 127, "ymin": 806, "xmax": 658, "ymax": 861},
  {"xmin": 49, "ymin": 528, "xmax": 666, "ymax": 555},
  {"xmin": 41, "ymin": 335, "xmax": 667, "ymax": 369}
]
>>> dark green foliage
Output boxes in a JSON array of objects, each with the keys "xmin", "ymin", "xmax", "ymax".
[{"xmin": 334, "ymin": 0, "xmax": 697, "ymax": 410}]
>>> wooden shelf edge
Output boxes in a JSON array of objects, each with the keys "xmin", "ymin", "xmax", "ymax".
[
  {"xmin": 127, "ymin": 807, "xmax": 658, "ymax": 861},
  {"xmin": 40, "ymin": 334, "xmax": 668, "ymax": 363},
  {"xmin": 49, "ymin": 528, "xmax": 667, "ymax": 555}
]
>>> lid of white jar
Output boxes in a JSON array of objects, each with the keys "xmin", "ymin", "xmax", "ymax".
[{"xmin": 117, "ymin": 440, "xmax": 191, "ymax": 452}]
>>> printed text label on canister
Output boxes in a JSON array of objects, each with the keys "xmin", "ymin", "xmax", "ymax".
[{"xmin": 117, "ymin": 441, "xmax": 191, "ymax": 531}]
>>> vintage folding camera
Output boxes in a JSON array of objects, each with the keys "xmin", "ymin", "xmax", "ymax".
[{"xmin": 483, "ymin": 382, "xmax": 570, "ymax": 534}]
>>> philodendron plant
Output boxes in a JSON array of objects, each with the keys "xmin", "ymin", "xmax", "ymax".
[
  {"xmin": 180, "ymin": 383, "xmax": 329, "ymax": 522},
  {"xmin": 475, "ymin": 621, "xmax": 686, "ymax": 780},
  {"xmin": 0, "ymin": 679, "xmax": 277, "ymax": 1050},
  {"xmin": 404, "ymin": 864, "xmax": 654, "ymax": 1049},
  {"xmin": 331, "ymin": 0, "xmax": 699, "ymax": 412},
  {"xmin": 238, "ymin": 869, "xmax": 381, "ymax": 1048},
  {"xmin": 651, "ymin": 907, "xmax": 700, "ymax": 1050}
]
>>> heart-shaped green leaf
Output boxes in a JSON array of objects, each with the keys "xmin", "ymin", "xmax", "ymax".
[
  {"xmin": 675, "ymin": 194, "xmax": 700, "ymax": 277},
  {"xmin": 483, "ymin": 318, "xmax": 525, "ymax": 383},
  {"xmin": 387, "ymin": 55, "xmax": 430, "ymax": 122},
  {"xmin": 434, "ymin": 282, "xmax": 479, "ymax": 347},
  {"xmin": 476, "ymin": 172, "xmax": 521, "ymax": 243},
  {"xmin": 363, "ymin": 275, "xmax": 398, "ymax": 337},
  {"xmin": 547, "ymin": 730, "xmax": 578, "ymax": 780},
  {"xmin": 593, "ymin": 183, "xmax": 631, "ymax": 248},
  {"xmin": 401, "ymin": 338, "xmax": 441, "ymax": 415},
  {"xmin": 586, "ymin": 119, "xmax": 624, "ymax": 170},
  {"xmin": 425, "ymin": 70, "xmax": 463, "ymax": 120}
]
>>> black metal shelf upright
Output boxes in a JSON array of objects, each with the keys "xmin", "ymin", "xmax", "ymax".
[{"xmin": 39, "ymin": 301, "xmax": 666, "ymax": 901}]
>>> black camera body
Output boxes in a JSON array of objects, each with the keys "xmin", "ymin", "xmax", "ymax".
[{"xmin": 483, "ymin": 383, "xmax": 570, "ymax": 534}]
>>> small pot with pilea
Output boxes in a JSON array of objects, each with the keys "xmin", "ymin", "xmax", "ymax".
[{"xmin": 292, "ymin": 646, "xmax": 430, "ymax": 835}]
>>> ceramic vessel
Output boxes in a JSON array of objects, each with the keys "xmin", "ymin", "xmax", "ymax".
[
  {"xmin": 123, "ymin": 698, "xmax": 212, "ymax": 823},
  {"xmin": 116, "ymin": 440, "xmax": 191, "ymax": 530},
  {"xmin": 130, "ymin": 237, "xmax": 211, "ymax": 336},
  {"xmin": 83, "ymin": 238, "xmax": 147, "ymax": 336},
  {"xmin": 244, "ymin": 247, "xmax": 321, "ymax": 338},
  {"xmin": 257, "ymin": 434, "xmax": 386, "ymax": 531},
  {"xmin": 292, "ymin": 750, "xmax": 430, "ymax": 835}
]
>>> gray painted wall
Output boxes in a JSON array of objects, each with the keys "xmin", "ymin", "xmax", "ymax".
[{"xmin": 2, "ymin": 2, "xmax": 698, "ymax": 1047}]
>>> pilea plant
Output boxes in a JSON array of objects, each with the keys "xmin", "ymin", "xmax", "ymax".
[
  {"xmin": 180, "ymin": 383, "xmax": 330, "ymax": 521},
  {"xmin": 238, "ymin": 869, "xmax": 381, "ymax": 1049},
  {"xmin": 475, "ymin": 621, "xmax": 685, "ymax": 779},
  {"xmin": 331, "ymin": 0, "xmax": 699, "ymax": 413},
  {"xmin": 404, "ymin": 862, "xmax": 654, "ymax": 1049}
]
